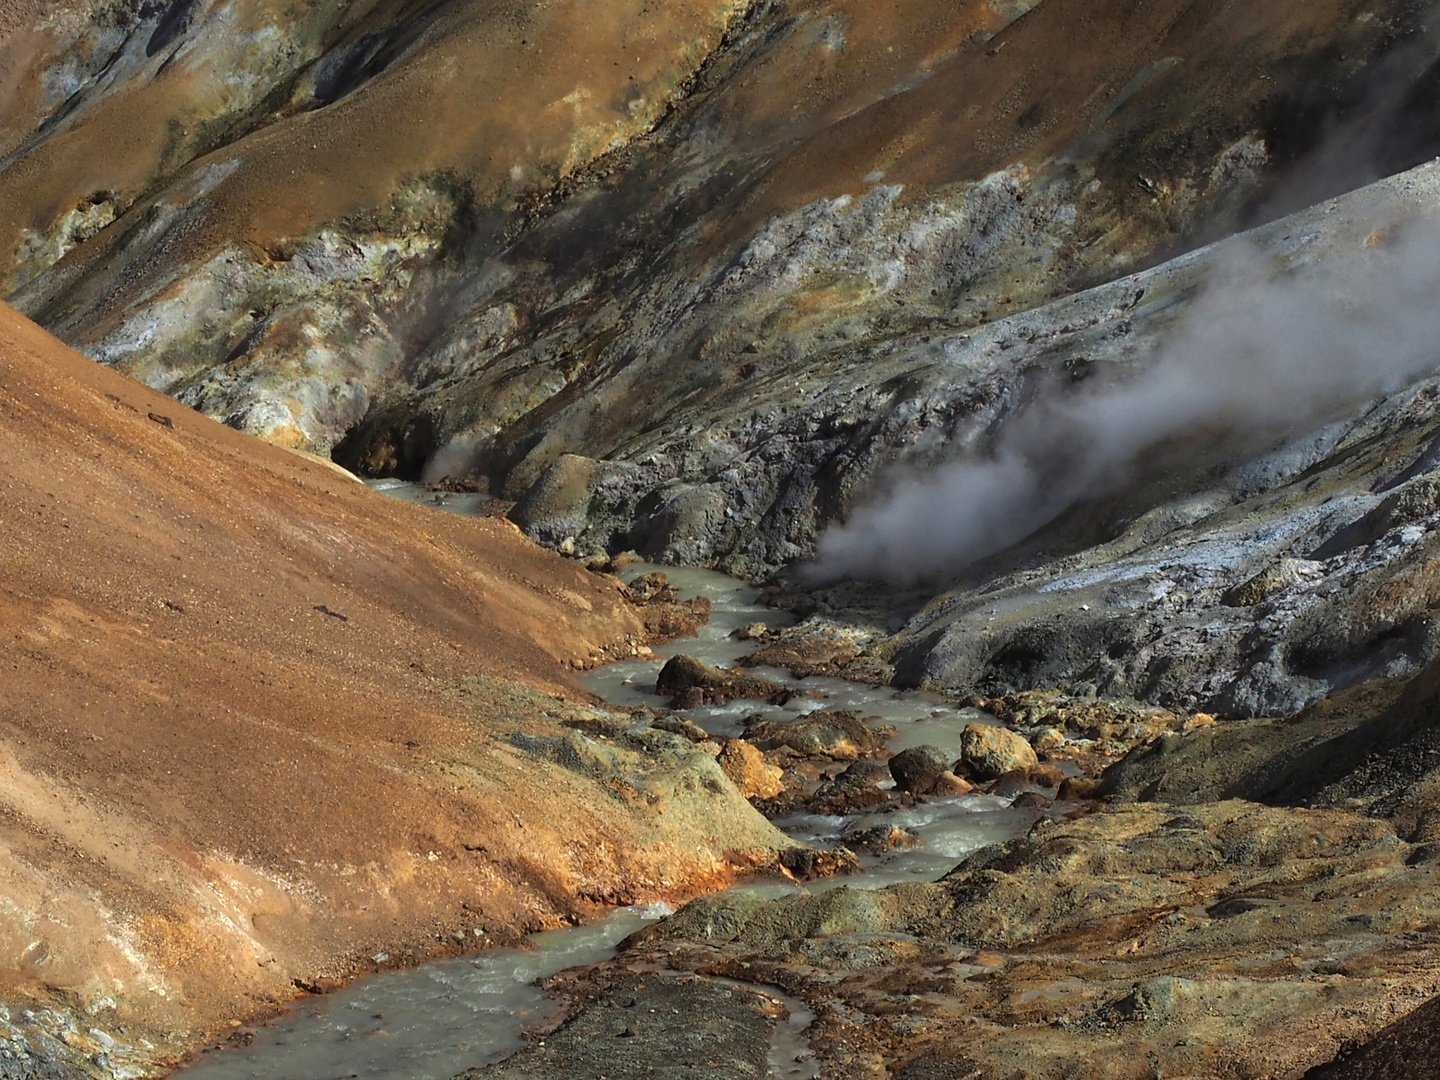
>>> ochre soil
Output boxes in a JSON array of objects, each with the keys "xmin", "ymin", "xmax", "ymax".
[{"xmin": 0, "ymin": 301, "xmax": 778, "ymax": 1059}]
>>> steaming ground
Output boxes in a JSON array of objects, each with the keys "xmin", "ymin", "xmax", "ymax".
[{"xmin": 812, "ymin": 223, "xmax": 1440, "ymax": 585}]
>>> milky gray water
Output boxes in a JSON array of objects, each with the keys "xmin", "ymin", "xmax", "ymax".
[
  {"xmin": 363, "ymin": 478, "xmax": 494, "ymax": 516},
  {"xmin": 175, "ymin": 485, "xmax": 1040, "ymax": 1080}
]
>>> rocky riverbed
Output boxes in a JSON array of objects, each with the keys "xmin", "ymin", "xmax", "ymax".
[
  {"xmin": 366, "ymin": 563, "xmax": 1440, "ymax": 1080},
  {"xmin": 157, "ymin": 553, "xmax": 1440, "ymax": 1080}
]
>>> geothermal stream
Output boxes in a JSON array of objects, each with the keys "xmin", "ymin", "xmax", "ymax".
[{"xmin": 175, "ymin": 482, "xmax": 1042, "ymax": 1080}]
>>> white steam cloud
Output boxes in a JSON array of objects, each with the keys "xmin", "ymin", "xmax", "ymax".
[{"xmin": 811, "ymin": 221, "xmax": 1440, "ymax": 585}]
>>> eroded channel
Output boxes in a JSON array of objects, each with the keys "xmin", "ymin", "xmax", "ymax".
[{"xmin": 176, "ymin": 487, "xmax": 1038, "ymax": 1079}]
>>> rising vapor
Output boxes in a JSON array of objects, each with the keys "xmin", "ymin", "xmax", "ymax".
[{"xmin": 810, "ymin": 222, "xmax": 1440, "ymax": 585}]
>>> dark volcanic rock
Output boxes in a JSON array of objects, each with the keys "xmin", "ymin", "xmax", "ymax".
[
  {"xmin": 805, "ymin": 759, "xmax": 894, "ymax": 814},
  {"xmin": 655, "ymin": 655, "xmax": 791, "ymax": 709},
  {"xmin": 888, "ymin": 745, "xmax": 952, "ymax": 795},
  {"xmin": 1304, "ymin": 993, "xmax": 1440, "ymax": 1079}
]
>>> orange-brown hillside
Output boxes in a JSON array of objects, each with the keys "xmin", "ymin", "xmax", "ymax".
[{"xmin": 0, "ymin": 300, "xmax": 789, "ymax": 1061}]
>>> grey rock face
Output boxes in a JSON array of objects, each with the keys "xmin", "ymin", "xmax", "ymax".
[
  {"xmin": 16, "ymin": 0, "xmax": 1440, "ymax": 466},
  {"xmin": 468, "ymin": 160, "xmax": 1440, "ymax": 718}
]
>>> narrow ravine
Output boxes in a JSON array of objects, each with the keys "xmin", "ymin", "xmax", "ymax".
[{"xmin": 175, "ymin": 485, "xmax": 1039, "ymax": 1079}]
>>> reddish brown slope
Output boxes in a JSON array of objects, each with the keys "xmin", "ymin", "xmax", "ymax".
[{"xmin": 0, "ymin": 301, "xmax": 787, "ymax": 1057}]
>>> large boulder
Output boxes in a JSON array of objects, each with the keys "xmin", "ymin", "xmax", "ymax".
[
  {"xmin": 655, "ymin": 655, "xmax": 792, "ymax": 708},
  {"xmin": 958, "ymin": 724, "xmax": 1039, "ymax": 782},
  {"xmin": 743, "ymin": 711, "xmax": 888, "ymax": 761}
]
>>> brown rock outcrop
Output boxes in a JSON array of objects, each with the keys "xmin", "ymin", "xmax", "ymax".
[
  {"xmin": 619, "ymin": 799, "xmax": 1440, "ymax": 1079},
  {"xmin": 742, "ymin": 710, "xmax": 889, "ymax": 761}
]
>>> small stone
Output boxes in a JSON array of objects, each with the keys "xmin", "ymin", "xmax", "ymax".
[
  {"xmin": 933, "ymin": 771, "xmax": 974, "ymax": 796},
  {"xmin": 1012, "ymin": 791, "xmax": 1052, "ymax": 808},
  {"xmin": 889, "ymin": 745, "xmax": 952, "ymax": 794},
  {"xmin": 780, "ymin": 846, "xmax": 861, "ymax": 879},
  {"xmin": 651, "ymin": 716, "xmax": 711, "ymax": 743},
  {"xmin": 1030, "ymin": 726, "xmax": 1066, "ymax": 752},
  {"xmin": 841, "ymin": 824, "xmax": 922, "ymax": 855}
]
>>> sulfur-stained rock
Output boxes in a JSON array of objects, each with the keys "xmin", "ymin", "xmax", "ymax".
[
  {"xmin": 1223, "ymin": 557, "xmax": 1323, "ymax": 607},
  {"xmin": 957, "ymin": 724, "xmax": 1039, "ymax": 782},
  {"xmin": 933, "ymin": 771, "xmax": 976, "ymax": 797},
  {"xmin": 1031, "ymin": 726, "xmax": 1066, "ymax": 752},
  {"xmin": 717, "ymin": 739, "xmax": 785, "ymax": 801},
  {"xmin": 742, "ymin": 711, "xmax": 888, "ymax": 762},
  {"xmin": 739, "ymin": 624, "xmax": 895, "ymax": 686},
  {"xmin": 779, "ymin": 846, "xmax": 862, "ymax": 881}
]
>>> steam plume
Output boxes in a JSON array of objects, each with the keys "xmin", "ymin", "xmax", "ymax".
[{"xmin": 810, "ymin": 222, "xmax": 1440, "ymax": 585}]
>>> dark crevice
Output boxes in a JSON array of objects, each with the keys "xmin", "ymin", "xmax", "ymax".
[{"xmin": 145, "ymin": 0, "xmax": 198, "ymax": 57}]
